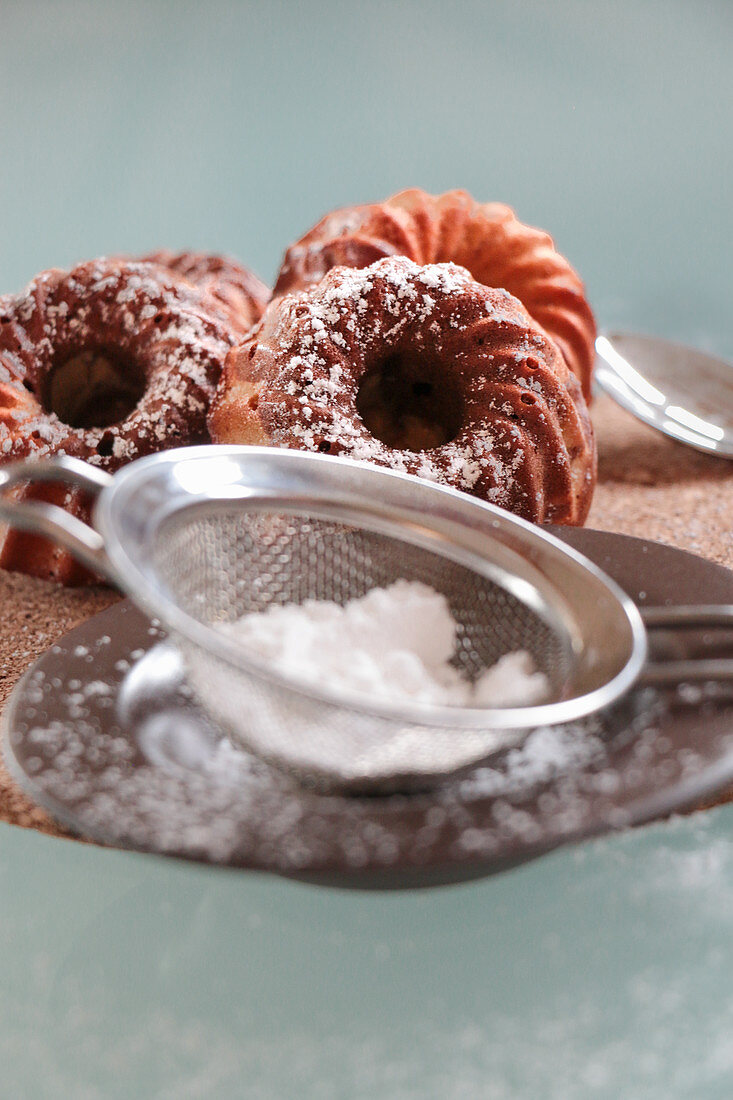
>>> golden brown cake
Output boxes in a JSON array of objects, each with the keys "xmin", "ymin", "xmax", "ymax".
[
  {"xmin": 0, "ymin": 257, "xmax": 250, "ymax": 584},
  {"xmin": 210, "ymin": 257, "xmax": 596, "ymax": 525},
  {"xmin": 274, "ymin": 189, "xmax": 596, "ymax": 402},
  {"xmin": 139, "ymin": 250, "xmax": 268, "ymax": 337}
]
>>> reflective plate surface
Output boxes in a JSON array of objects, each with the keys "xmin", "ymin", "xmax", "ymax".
[
  {"xmin": 5, "ymin": 528, "xmax": 733, "ymax": 888},
  {"xmin": 596, "ymin": 332, "xmax": 733, "ymax": 458}
]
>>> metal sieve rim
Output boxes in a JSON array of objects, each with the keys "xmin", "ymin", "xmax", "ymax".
[{"xmin": 90, "ymin": 447, "xmax": 647, "ymax": 730}]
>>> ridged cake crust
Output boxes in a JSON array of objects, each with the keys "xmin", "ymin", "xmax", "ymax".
[
  {"xmin": 0, "ymin": 258, "xmax": 243, "ymax": 584},
  {"xmin": 274, "ymin": 189, "xmax": 596, "ymax": 402},
  {"xmin": 210, "ymin": 257, "xmax": 596, "ymax": 525},
  {"xmin": 139, "ymin": 250, "xmax": 269, "ymax": 337}
]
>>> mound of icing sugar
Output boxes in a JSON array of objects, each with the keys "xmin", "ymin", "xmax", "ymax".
[{"xmin": 221, "ymin": 579, "xmax": 549, "ymax": 708}]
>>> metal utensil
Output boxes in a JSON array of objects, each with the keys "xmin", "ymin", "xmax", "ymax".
[
  {"xmin": 0, "ymin": 448, "xmax": 731, "ymax": 792},
  {"xmin": 595, "ymin": 332, "xmax": 733, "ymax": 458}
]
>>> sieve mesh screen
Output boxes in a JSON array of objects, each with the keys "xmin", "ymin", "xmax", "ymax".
[{"xmin": 152, "ymin": 505, "xmax": 572, "ymax": 689}]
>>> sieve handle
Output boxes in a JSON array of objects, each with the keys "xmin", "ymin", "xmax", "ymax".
[
  {"xmin": 641, "ymin": 604, "xmax": 733, "ymax": 685},
  {"xmin": 0, "ymin": 456, "xmax": 117, "ymax": 582}
]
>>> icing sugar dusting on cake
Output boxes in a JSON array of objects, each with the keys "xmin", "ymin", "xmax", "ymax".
[
  {"xmin": 256, "ymin": 256, "xmax": 557, "ymax": 505},
  {"xmin": 214, "ymin": 251, "xmax": 594, "ymax": 526},
  {"xmin": 0, "ymin": 259, "xmax": 236, "ymax": 469}
]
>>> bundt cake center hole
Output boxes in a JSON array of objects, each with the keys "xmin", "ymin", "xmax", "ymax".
[
  {"xmin": 356, "ymin": 352, "xmax": 463, "ymax": 451},
  {"xmin": 43, "ymin": 347, "xmax": 146, "ymax": 430}
]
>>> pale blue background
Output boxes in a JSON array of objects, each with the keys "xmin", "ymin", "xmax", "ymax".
[
  {"xmin": 2, "ymin": 811, "xmax": 733, "ymax": 1097},
  {"xmin": 2, "ymin": 2, "xmax": 733, "ymax": 1096},
  {"xmin": 1, "ymin": 0, "xmax": 731, "ymax": 355}
]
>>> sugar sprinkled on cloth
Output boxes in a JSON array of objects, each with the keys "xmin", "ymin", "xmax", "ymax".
[{"xmin": 221, "ymin": 579, "xmax": 549, "ymax": 708}]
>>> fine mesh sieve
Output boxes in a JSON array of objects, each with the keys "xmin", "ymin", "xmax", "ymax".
[
  {"xmin": 7, "ymin": 445, "xmax": 726, "ymax": 793},
  {"xmin": 151, "ymin": 506, "xmax": 578, "ymax": 789}
]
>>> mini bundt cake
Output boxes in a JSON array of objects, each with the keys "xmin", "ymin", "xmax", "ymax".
[
  {"xmin": 274, "ymin": 189, "xmax": 596, "ymax": 402},
  {"xmin": 139, "ymin": 250, "xmax": 268, "ymax": 337},
  {"xmin": 0, "ymin": 256, "xmax": 256, "ymax": 584},
  {"xmin": 210, "ymin": 257, "xmax": 596, "ymax": 525}
]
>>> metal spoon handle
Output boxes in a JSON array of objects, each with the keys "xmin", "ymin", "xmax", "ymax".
[
  {"xmin": 640, "ymin": 604, "xmax": 733, "ymax": 685},
  {"xmin": 641, "ymin": 605, "xmax": 733, "ymax": 629}
]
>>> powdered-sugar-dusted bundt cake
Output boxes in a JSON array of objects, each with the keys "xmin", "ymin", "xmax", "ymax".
[
  {"xmin": 274, "ymin": 189, "xmax": 596, "ymax": 402},
  {"xmin": 0, "ymin": 254, "xmax": 266, "ymax": 584},
  {"xmin": 210, "ymin": 256, "xmax": 596, "ymax": 525},
  {"xmin": 139, "ymin": 250, "xmax": 268, "ymax": 338}
]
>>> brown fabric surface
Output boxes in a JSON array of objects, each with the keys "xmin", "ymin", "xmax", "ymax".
[
  {"xmin": 589, "ymin": 397, "xmax": 733, "ymax": 569},
  {"xmin": 0, "ymin": 393, "xmax": 731, "ymax": 838}
]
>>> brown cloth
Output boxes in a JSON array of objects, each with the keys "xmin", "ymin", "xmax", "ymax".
[{"xmin": 1, "ymin": 394, "xmax": 732, "ymax": 839}]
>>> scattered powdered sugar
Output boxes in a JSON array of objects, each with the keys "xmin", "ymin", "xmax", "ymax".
[
  {"xmin": 219, "ymin": 579, "xmax": 549, "ymax": 708},
  {"xmin": 10, "ymin": 597, "xmax": 723, "ymax": 880}
]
